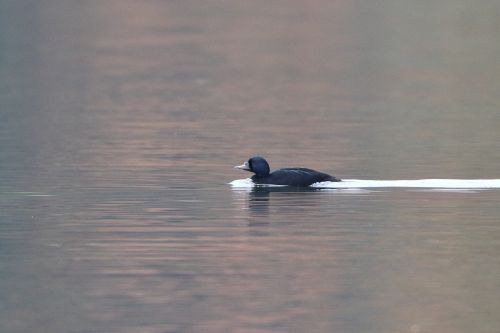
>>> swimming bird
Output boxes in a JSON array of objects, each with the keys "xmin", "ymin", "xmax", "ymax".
[{"xmin": 234, "ymin": 156, "xmax": 341, "ymax": 186}]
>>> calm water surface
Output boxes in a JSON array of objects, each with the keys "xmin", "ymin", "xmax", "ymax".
[{"xmin": 2, "ymin": 1, "xmax": 500, "ymax": 332}]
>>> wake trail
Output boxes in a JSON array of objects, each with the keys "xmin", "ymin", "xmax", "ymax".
[{"xmin": 230, "ymin": 178, "xmax": 500, "ymax": 189}]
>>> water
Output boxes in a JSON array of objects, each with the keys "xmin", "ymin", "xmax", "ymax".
[{"xmin": 2, "ymin": 1, "xmax": 500, "ymax": 332}]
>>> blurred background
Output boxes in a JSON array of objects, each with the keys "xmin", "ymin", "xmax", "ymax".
[{"xmin": 1, "ymin": 1, "xmax": 500, "ymax": 332}]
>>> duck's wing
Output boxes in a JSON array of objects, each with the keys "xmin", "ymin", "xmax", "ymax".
[
  {"xmin": 258, "ymin": 168, "xmax": 340, "ymax": 186},
  {"xmin": 280, "ymin": 168, "xmax": 340, "ymax": 182}
]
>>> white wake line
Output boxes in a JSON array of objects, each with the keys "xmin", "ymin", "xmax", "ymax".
[
  {"xmin": 314, "ymin": 179, "xmax": 500, "ymax": 189},
  {"xmin": 230, "ymin": 178, "xmax": 500, "ymax": 189}
]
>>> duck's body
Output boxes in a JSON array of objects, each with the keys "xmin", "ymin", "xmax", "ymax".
[
  {"xmin": 252, "ymin": 168, "xmax": 339, "ymax": 186},
  {"xmin": 235, "ymin": 156, "xmax": 341, "ymax": 187}
]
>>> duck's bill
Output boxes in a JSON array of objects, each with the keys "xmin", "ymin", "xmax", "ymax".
[{"xmin": 234, "ymin": 161, "xmax": 250, "ymax": 171}]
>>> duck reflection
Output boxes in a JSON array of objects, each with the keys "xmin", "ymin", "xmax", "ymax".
[
  {"xmin": 247, "ymin": 187, "xmax": 272, "ymax": 217},
  {"xmin": 233, "ymin": 187, "xmax": 324, "ymax": 226}
]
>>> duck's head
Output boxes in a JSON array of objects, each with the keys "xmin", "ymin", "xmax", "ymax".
[{"xmin": 234, "ymin": 156, "xmax": 270, "ymax": 177}]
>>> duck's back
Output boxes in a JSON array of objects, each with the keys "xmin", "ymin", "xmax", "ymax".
[{"xmin": 252, "ymin": 168, "xmax": 341, "ymax": 186}]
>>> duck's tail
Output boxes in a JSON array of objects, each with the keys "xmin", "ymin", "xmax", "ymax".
[{"xmin": 327, "ymin": 175, "xmax": 342, "ymax": 182}]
